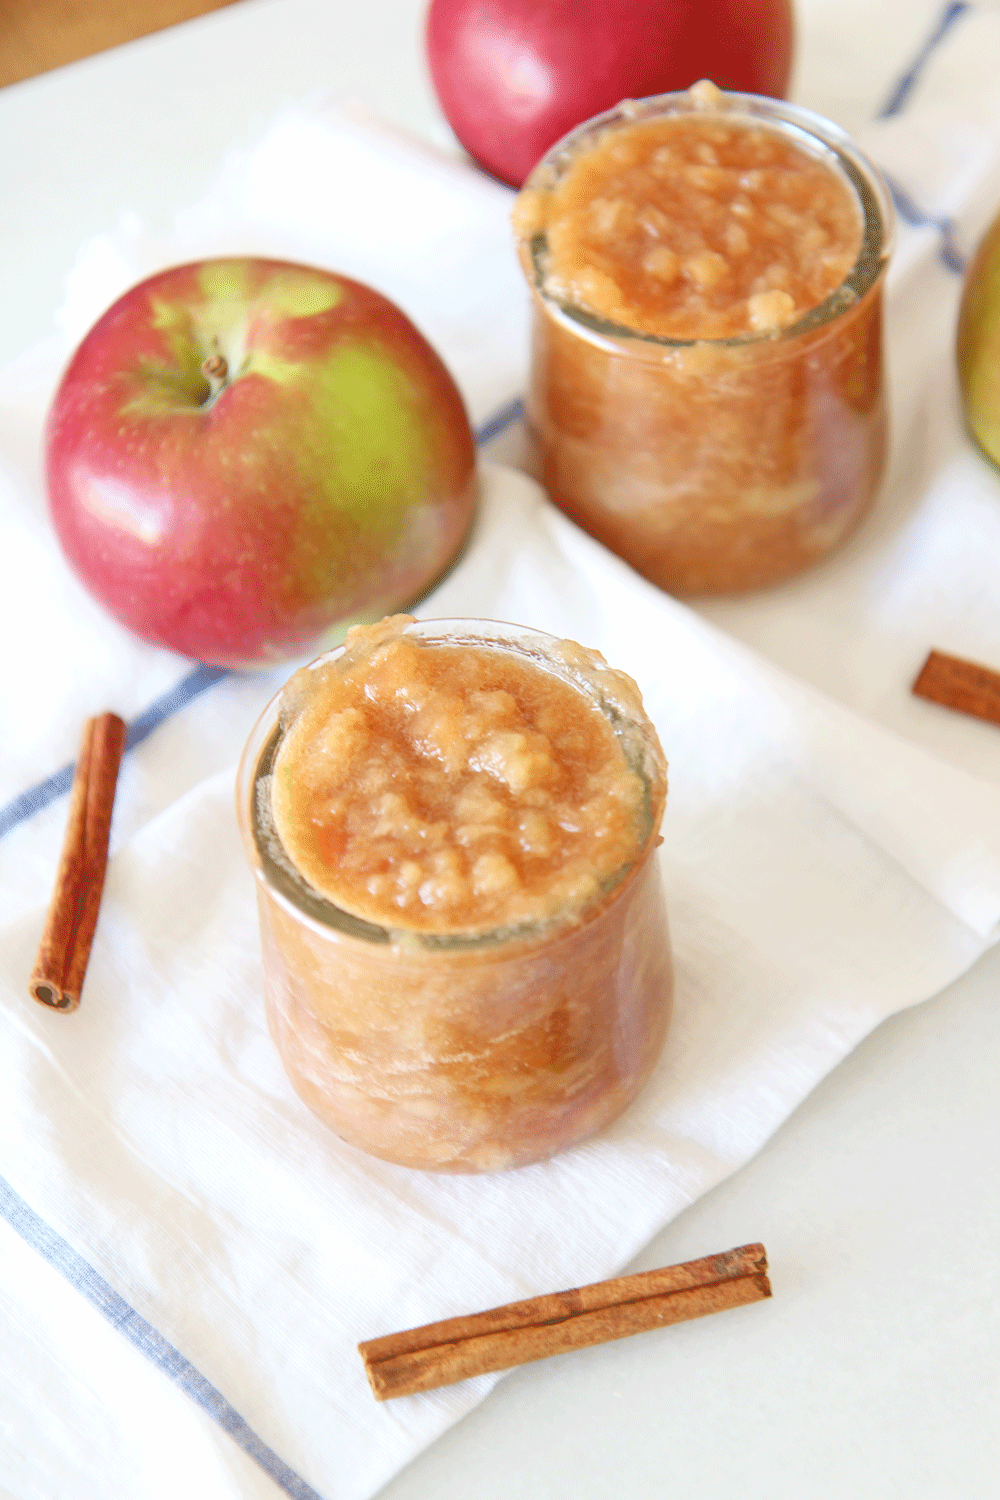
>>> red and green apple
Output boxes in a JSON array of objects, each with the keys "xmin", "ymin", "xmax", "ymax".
[{"xmin": 46, "ymin": 257, "xmax": 477, "ymax": 669}]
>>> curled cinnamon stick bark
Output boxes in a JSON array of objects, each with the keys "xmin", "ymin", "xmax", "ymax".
[
  {"xmin": 912, "ymin": 649, "xmax": 1000, "ymax": 728},
  {"xmin": 29, "ymin": 712, "xmax": 126, "ymax": 1013},
  {"xmin": 359, "ymin": 1242, "xmax": 771, "ymax": 1401}
]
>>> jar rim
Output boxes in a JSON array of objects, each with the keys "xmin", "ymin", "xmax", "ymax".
[
  {"xmin": 519, "ymin": 88, "xmax": 895, "ymax": 354},
  {"xmin": 236, "ymin": 617, "xmax": 667, "ymax": 949}
]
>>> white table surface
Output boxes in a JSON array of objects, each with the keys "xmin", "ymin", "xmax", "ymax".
[{"xmin": 1, "ymin": 2, "xmax": 998, "ymax": 1496}]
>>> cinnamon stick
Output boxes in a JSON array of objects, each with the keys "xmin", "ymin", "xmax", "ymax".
[
  {"xmin": 29, "ymin": 712, "xmax": 127, "ymax": 1013},
  {"xmin": 912, "ymin": 649, "xmax": 1000, "ymax": 728},
  {"xmin": 359, "ymin": 1242, "xmax": 770, "ymax": 1401}
]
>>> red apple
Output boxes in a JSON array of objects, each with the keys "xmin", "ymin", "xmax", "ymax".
[
  {"xmin": 46, "ymin": 258, "xmax": 477, "ymax": 668},
  {"xmin": 426, "ymin": 0, "xmax": 795, "ymax": 187}
]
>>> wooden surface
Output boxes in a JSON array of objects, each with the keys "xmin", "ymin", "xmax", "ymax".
[{"xmin": 0, "ymin": 0, "xmax": 242, "ymax": 87}]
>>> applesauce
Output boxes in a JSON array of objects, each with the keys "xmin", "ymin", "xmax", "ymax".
[
  {"xmin": 237, "ymin": 616, "xmax": 672, "ymax": 1172},
  {"xmin": 513, "ymin": 84, "xmax": 894, "ymax": 595}
]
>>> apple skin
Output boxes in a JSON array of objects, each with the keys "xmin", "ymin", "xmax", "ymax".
[
  {"xmin": 426, "ymin": 0, "xmax": 795, "ymax": 187},
  {"xmin": 46, "ymin": 258, "xmax": 477, "ymax": 669},
  {"xmin": 957, "ymin": 210, "xmax": 1000, "ymax": 470}
]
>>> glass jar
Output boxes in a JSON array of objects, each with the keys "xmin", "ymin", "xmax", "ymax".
[
  {"xmin": 236, "ymin": 618, "xmax": 673, "ymax": 1173},
  {"xmin": 514, "ymin": 89, "xmax": 894, "ymax": 595}
]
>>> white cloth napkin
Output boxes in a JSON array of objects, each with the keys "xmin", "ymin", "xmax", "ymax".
[{"xmin": 4, "ymin": 12, "xmax": 1000, "ymax": 1497}]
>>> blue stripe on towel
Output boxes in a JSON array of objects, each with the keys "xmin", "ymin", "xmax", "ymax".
[
  {"xmin": 0, "ymin": 1173, "xmax": 327, "ymax": 1500},
  {"xmin": 123, "ymin": 663, "xmax": 232, "ymax": 751},
  {"xmin": 474, "ymin": 394, "xmax": 524, "ymax": 447},
  {"xmin": 0, "ymin": 664, "xmax": 229, "ymax": 839},
  {"xmin": 871, "ymin": 3, "xmax": 972, "ymax": 275},
  {"xmin": 0, "ymin": 394, "xmax": 526, "ymax": 844},
  {"xmin": 882, "ymin": 172, "xmax": 966, "ymax": 274},
  {"xmin": 877, "ymin": 1, "xmax": 971, "ymax": 119}
]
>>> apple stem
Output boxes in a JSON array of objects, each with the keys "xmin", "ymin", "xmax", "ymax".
[{"xmin": 201, "ymin": 353, "xmax": 229, "ymax": 401}]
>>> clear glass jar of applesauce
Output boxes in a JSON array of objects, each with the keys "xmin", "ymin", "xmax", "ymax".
[
  {"xmin": 236, "ymin": 617, "xmax": 673, "ymax": 1173},
  {"xmin": 513, "ymin": 84, "xmax": 894, "ymax": 595}
]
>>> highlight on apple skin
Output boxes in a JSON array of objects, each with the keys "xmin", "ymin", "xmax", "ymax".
[
  {"xmin": 45, "ymin": 257, "xmax": 478, "ymax": 669},
  {"xmin": 426, "ymin": 0, "xmax": 795, "ymax": 188}
]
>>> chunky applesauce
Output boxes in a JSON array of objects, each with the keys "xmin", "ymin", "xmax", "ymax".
[
  {"xmin": 514, "ymin": 83, "xmax": 862, "ymax": 341},
  {"xmin": 514, "ymin": 83, "xmax": 892, "ymax": 595},
  {"xmin": 239, "ymin": 617, "xmax": 673, "ymax": 1172},
  {"xmin": 270, "ymin": 617, "xmax": 650, "ymax": 934}
]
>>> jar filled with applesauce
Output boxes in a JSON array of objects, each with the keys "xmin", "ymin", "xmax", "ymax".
[
  {"xmin": 512, "ymin": 82, "xmax": 894, "ymax": 595},
  {"xmin": 236, "ymin": 615, "xmax": 672, "ymax": 1173}
]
